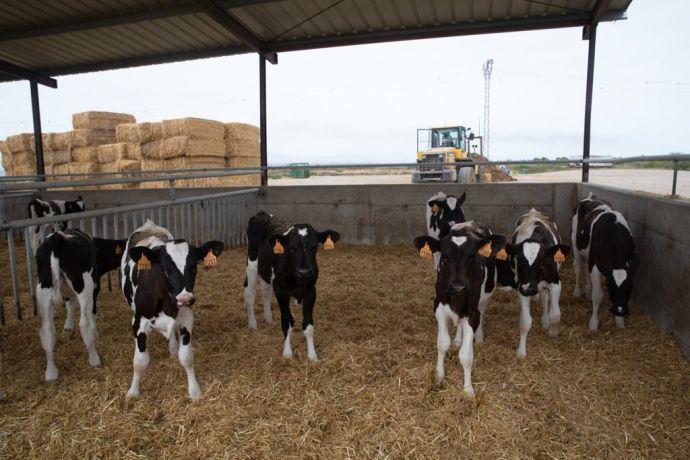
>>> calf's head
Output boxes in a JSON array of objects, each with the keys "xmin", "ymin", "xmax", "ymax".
[
  {"xmin": 428, "ymin": 192, "xmax": 467, "ymax": 228},
  {"xmin": 414, "ymin": 229, "xmax": 505, "ymax": 300},
  {"xmin": 129, "ymin": 240, "xmax": 224, "ymax": 307},
  {"xmin": 505, "ymin": 240, "xmax": 570, "ymax": 296},
  {"xmin": 270, "ymin": 225, "xmax": 340, "ymax": 282},
  {"xmin": 65, "ymin": 195, "xmax": 86, "ymax": 213}
]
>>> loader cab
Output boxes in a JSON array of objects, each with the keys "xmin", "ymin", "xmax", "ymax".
[{"xmin": 430, "ymin": 126, "xmax": 466, "ymax": 150}]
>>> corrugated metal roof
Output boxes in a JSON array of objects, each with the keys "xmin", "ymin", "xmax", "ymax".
[{"xmin": 0, "ymin": 0, "xmax": 633, "ymax": 83}]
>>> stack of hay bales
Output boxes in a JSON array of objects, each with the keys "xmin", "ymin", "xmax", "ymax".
[
  {"xmin": 1, "ymin": 133, "xmax": 38, "ymax": 176},
  {"xmin": 138, "ymin": 118, "xmax": 227, "ymax": 188},
  {"xmin": 68, "ymin": 111, "xmax": 135, "ymax": 179},
  {"xmin": 224, "ymin": 123, "xmax": 261, "ymax": 186},
  {"xmin": 96, "ymin": 143, "xmax": 143, "ymax": 189},
  {"xmin": 46, "ymin": 132, "xmax": 72, "ymax": 177}
]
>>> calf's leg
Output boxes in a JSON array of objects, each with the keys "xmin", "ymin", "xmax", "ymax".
[
  {"xmin": 547, "ymin": 281, "xmax": 562, "ymax": 338},
  {"xmin": 37, "ymin": 285, "xmax": 58, "ymax": 381},
  {"xmin": 243, "ymin": 258, "xmax": 259, "ymax": 330},
  {"xmin": 302, "ymin": 293, "xmax": 318, "ymax": 362},
  {"xmin": 573, "ymin": 250, "xmax": 583, "ymax": 297},
  {"xmin": 434, "ymin": 305, "xmax": 451, "ymax": 387},
  {"xmin": 260, "ymin": 279, "xmax": 273, "ymax": 324},
  {"xmin": 177, "ymin": 307, "xmax": 201, "ymax": 399},
  {"xmin": 127, "ymin": 316, "xmax": 150, "ymax": 398},
  {"xmin": 539, "ymin": 285, "xmax": 550, "ymax": 330},
  {"xmin": 63, "ymin": 297, "xmax": 78, "ymax": 331},
  {"xmin": 516, "ymin": 293, "xmax": 532, "ymax": 358},
  {"xmin": 589, "ymin": 266, "xmax": 604, "ymax": 332},
  {"xmin": 459, "ymin": 317, "xmax": 475, "ymax": 397},
  {"xmin": 76, "ymin": 277, "xmax": 100, "ymax": 367},
  {"xmin": 474, "ymin": 292, "xmax": 491, "ymax": 344},
  {"xmin": 277, "ymin": 293, "xmax": 295, "ymax": 359}
]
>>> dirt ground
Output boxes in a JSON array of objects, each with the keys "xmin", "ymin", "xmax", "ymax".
[
  {"xmin": 271, "ymin": 168, "xmax": 690, "ymax": 199},
  {"xmin": 0, "ymin": 245, "xmax": 688, "ymax": 457}
]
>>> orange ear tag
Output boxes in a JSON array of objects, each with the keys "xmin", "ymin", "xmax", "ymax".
[
  {"xmin": 273, "ymin": 240, "xmax": 284, "ymax": 254},
  {"xmin": 495, "ymin": 247, "xmax": 508, "ymax": 261},
  {"xmin": 432, "ymin": 204, "xmax": 440, "ymax": 213},
  {"xmin": 204, "ymin": 250, "xmax": 217, "ymax": 268},
  {"xmin": 419, "ymin": 242, "xmax": 433, "ymax": 260},
  {"xmin": 115, "ymin": 244, "xmax": 122, "ymax": 255},
  {"xmin": 324, "ymin": 235, "xmax": 335, "ymax": 250},
  {"xmin": 137, "ymin": 254, "xmax": 152, "ymax": 271},
  {"xmin": 477, "ymin": 241, "xmax": 492, "ymax": 258},
  {"xmin": 554, "ymin": 248, "xmax": 566, "ymax": 263}
]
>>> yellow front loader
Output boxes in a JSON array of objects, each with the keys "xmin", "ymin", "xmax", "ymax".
[{"xmin": 412, "ymin": 126, "xmax": 477, "ymax": 183}]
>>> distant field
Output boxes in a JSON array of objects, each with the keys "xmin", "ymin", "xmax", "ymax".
[{"xmin": 271, "ymin": 168, "xmax": 690, "ymax": 199}]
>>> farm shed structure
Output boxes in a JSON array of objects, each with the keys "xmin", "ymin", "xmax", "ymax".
[{"xmin": 0, "ymin": 0, "xmax": 633, "ymax": 182}]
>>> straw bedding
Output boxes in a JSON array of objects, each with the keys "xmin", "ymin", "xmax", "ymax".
[{"xmin": 0, "ymin": 243, "xmax": 687, "ymax": 457}]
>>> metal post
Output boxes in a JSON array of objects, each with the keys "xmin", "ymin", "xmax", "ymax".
[
  {"xmin": 259, "ymin": 55, "xmax": 268, "ymax": 186},
  {"xmin": 30, "ymin": 80, "xmax": 46, "ymax": 179},
  {"xmin": 169, "ymin": 179, "xmax": 176, "ymax": 200},
  {"xmin": 24, "ymin": 228, "xmax": 37, "ymax": 315},
  {"xmin": 672, "ymin": 160, "xmax": 679, "ymax": 196},
  {"xmin": 582, "ymin": 25, "xmax": 597, "ymax": 183}
]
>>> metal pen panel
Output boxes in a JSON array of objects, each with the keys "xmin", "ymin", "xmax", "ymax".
[
  {"xmin": 7, "ymin": 234, "xmax": 22, "ymax": 320},
  {"xmin": 91, "ymin": 217, "xmax": 97, "ymax": 237},
  {"xmin": 23, "ymin": 228, "xmax": 37, "ymax": 315}
]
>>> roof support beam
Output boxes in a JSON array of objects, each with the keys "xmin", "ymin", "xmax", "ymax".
[
  {"xmin": 190, "ymin": 0, "xmax": 277, "ymax": 64},
  {"xmin": 259, "ymin": 55, "xmax": 268, "ymax": 186},
  {"xmin": 0, "ymin": 59, "xmax": 57, "ymax": 88},
  {"xmin": 581, "ymin": 24, "xmax": 598, "ymax": 183},
  {"xmin": 583, "ymin": 0, "xmax": 612, "ymax": 40},
  {"xmin": 0, "ymin": 1, "xmax": 279, "ymax": 42},
  {"xmin": 30, "ymin": 81, "xmax": 46, "ymax": 179}
]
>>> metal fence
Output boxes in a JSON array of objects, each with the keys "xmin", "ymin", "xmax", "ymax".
[{"xmin": 0, "ymin": 188, "xmax": 258, "ymax": 325}]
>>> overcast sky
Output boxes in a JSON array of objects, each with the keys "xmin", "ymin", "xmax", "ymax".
[{"xmin": 0, "ymin": 0, "xmax": 688, "ymax": 165}]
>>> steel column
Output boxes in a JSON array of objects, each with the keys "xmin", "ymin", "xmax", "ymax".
[
  {"xmin": 30, "ymin": 81, "xmax": 46, "ymax": 179},
  {"xmin": 260, "ymin": 55, "xmax": 268, "ymax": 186},
  {"xmin": 581, "ymin": 25, "xmax": 597, "ymax": 183}
]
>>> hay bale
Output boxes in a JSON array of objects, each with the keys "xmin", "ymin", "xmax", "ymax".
[
  {"xmin": 226, "ymin": 155, "xmax": 260, "ymax": 168},
  {"xmin": 12, "ymin": 164, "xmax": 36, "ymax": 176},
  {"xmin": 96, "ymin": 143, "xmax": 141, "ymax": 163},
  {"xmin": 48, "ymin": 132, "xmax": 71, "ymax": 150},
  {"xmin": 225, "ymin": 123, "xmax": 259, "ymax": 142},
  {"xmin": 70, "ymin": 129, "xmax": 117, "ymax": 148},
  {"xmin": 46, "ymin": 149, "xmax": 71, "ymax": 166},
  {"xmin": 1, "ymin": 141, "xmax": 12, "ymax": 172},
  {"xmin": 115, "ymin": 122, "xmax": 162, "ymax": 143},
  {"xmin": 52, "ymin": 164, "xmax": 70, "ymax": 176},
  {"xmin": 72, "ymin": 111, "xmax": 136, "ymax": 130},
  {"xmin": 141, "ymin": 137, "xmax": 225, "ymax": 160},
  {"xmin": 11, "ymin": 151, "xmax": 37, "ymax": 168},
  {"xmin": 141, "ymin": 155, "xmax": 225, "ymax": 171},
  {"xmin": 71, "ymin": 146, "xmax": 99, "ymax": 163},
  {"xmin": 99, "ymin": 159, "xmax": 140, "ymax": 173},
  {"xmin": 6, "ymin": 133, "xmax": 34, "ymax": 153},
  {"xmin": 69, "ymin": 162, "xmax": 99, "ymax": 174},
  {"xmin": 162, "ymin": 117, "xmax": 225, "ymax": 140}
]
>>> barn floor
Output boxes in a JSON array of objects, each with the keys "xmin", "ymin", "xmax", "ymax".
[{"xmin": 0, "ymin": 245, "xmax": 688, "ymax": 457}]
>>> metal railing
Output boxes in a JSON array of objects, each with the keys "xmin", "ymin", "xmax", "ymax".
[{"xmin": 0, "ymin": 188, "xmax": 258, "ymax": 325}]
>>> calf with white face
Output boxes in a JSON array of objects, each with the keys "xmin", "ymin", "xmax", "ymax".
[
  {"xmin": 426, "ymin": 191, "xmax": 467, "ymax": 269},
  {"xmin": 35, "ymin": 229, "xmax": 124, "ymax": 381},
  {"xmin": 244, "ymin": 211, "xmax": 340, "ymax": 362},
  {"xmin": 505, "ymin": 209, "xmax": 570, "ymax": 358},
  {"xmin": 414, "ymin": 221, "xmax": 508, "ymax": 397},
  {"xmin": 121, "ymin": 220, "xmax": 224, "ymax": 399},
  {"xmin": 572, "ymin": 193, "xmax": 638, "ymax": 330}
]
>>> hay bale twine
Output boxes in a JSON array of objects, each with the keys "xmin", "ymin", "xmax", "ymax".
[
  {"xmin": 141, "ymin": 137, "xmax": 225, "ymax": 160},
  {"xmin": 162, "ymin": 117, "xmax": 225, "ymax": 140},
  {"xmin": 72, "ymin": 111, "xmax": 136, "ymax": 130},
  {"xmin": 116, "ymin": 122, "xmax": 163, "ymax": 144}
]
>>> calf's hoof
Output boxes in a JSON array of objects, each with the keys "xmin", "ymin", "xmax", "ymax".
[
  {"xmin": 516, "ymin": 348, "xmax": 527, "ymax": 359},
  {"xmin": 282, "ymin": 349, "xmax": 293, "ymax": 359},
  {"xmin": 247, "ymin": 319, "xmax": 258, "ymax": 331},
  {"xmin": 541, "ymin": 316, "xmax": 550, "ymax": 330},
  {"xmin": 474, "ymin": 330, "xmax": 484, "ymax": 344},
  {"xmin": 188, "ymin": 384, "xmax": 202, "ymax": 400},
  {"xmin": 263, "ymin": 313, "xmax": 273, "ymax": 324},
  {"xmin": 615, "ymin": 316, "xmax": 625, "ymax": 329},
  {"xmin": 88, "ymin": 354, "xmax": 102, "ymax": 367},
  {"xmin": 463, "ymin": 385, "xmax": 475, "ymax": 398},
  {"xmin": 548, "ymin": 327, "xmax": 559, "ymax": 338},
  {"xmin": 126, "ymin": 388, "xmax": 139, "ymax": 398},
  {"xmin": 45, "ymin": 366, "xmax": 58, "ymax": 382},
  {"xmin": 588, "ymin": 318, "xmax": 599, "ymax": 332},
  {"xmin": 307, "ymin": 352, "xmax": 319, "ymax": 362}
]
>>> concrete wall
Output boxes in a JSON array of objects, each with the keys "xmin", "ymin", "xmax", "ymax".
[
  {"xmin": 580, "ymin": 184, "xmax": 690, "ymax": 360},
  {"xmin": 257, "ymin": 182, "xmax": 578, "ymax": 244}
]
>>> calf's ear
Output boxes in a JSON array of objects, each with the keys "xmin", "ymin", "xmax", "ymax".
[
  {"xmin": 129, "ymin": 246, "xmax": 159, "ymax": 271},
  {"xmin": 413, "ymin": 236, "xmax": 440, "ymax": 260},
  {"xmin": 269, "ymin": 234, "xmax": 290, "ymax": 254},
  {"xmin": 546, "ymin": 244, "xmax": 570, "ymax": 263},
  {"xmin": 195, "ymin": 241, "xmax": 225, "ymax": 267},
  {"xmin": 317, "ymin": 230, "xmax": 340, "ymax": 250},
  {"xmin": 477, "ymin": 235, "xmax": 508, "ymax": 259}
]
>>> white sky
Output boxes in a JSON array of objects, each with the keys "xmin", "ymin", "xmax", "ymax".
[{"xmin": 0, "ymin": 0, "xmax": 688, "ymax": 165}]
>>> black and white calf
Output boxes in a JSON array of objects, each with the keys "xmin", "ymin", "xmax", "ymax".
[
  {"xmin": 121, "ymin": 220, "xmax": 223, "ymax": 399},
  {"xmin": 244, "ymin": 211, "xmax": 340, "ymax": 361},
  {"xmin": 414, "ymin": 221, "xmax": 508, "ymax": 396},
  {"xmin": 28, "ymin": 195, "xmax": 86, "ymax": 254},
  {"xmin": 426, "ymin": 192, "xmax": 467, "ymax": 269},
  {"xmin": 505, "ymin": 209, "xmax": 570, "ymax": 358},
  {"xmin": 572, "ymin": 193, "xmax": 638, "ymax": 330},
  {"xmin": 35, "ymin": 229, "xmax": 124, "ymax": 381}
]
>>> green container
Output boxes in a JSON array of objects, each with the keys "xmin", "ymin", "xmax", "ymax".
[{"xmin": 288, "ymin": 162, "xmax": 310, "ymax": 179}]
